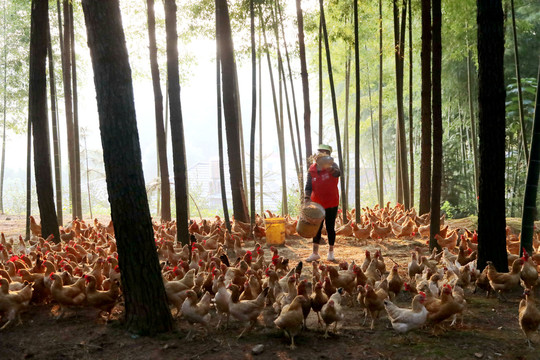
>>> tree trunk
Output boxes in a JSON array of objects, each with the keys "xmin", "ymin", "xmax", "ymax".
[
  {"xmin": 249, "ymin": 0, "xmax": 256, "ymax": 237},
  {"xmin": 466, "ymin": 41, "xmax": 479, "ymax": 209},
  {"xmin": 476, "ymin": 0, "xmax": 507, "ymax": 272},
  {"xmin": 146, "ymin": 0, "xmax": 171, "ymax": 222},
  {"xmin": 378, "ymin": 0, "xmax": 384, "ymax": 207},
  {"xmin": 69, "ymin": 4, "xmax": 82, "ymax": 219},
  {"xmin": 0, "ymin": 1, "xmax": 6, "ymax": 215},
  {"xmin": 47, "ymin": 18, "xmax": 62, "ymax": 225},
  {"xmin": 510, "ymin": 0, "xmax": 529, "ymax": 163},
  {"xmin": 354, "ymin": 0, "xmax": 361, "ymax": 222},
  {"xmin": 296, "ymin": 0, "xmax": 312, "ymax": 167},
  {"xmin": 164, "ymin": 0, "xmax": 190, "ymax": 243},
  {"xmin": 344, "ymin": 50, "xmax": 351, "ymax": 203},
  {"xmin": 261, "ymin": 8, "xmax": 287, "ymax": 215},
  {"xmin": 520, "ymin": 58, "xmax": 540, "ymax": 255},
  {"xmin": 81, "ymin": 0, "xmax": 174, "ymax": 334},
  {"xmin": 61, "ymin": 0, "xmax": 76, "ymax": 220},
  {"xmin": 29, "ymin": 0, "xmax": 60, "ymax": 241},
  {"xmin": 258, "ymin": 26, "xmax": 263, "ymax": 217},
  {"xmin": 320, "ymin": 0, "xmax": 346, "ymax": 220},
  {"xmin": 318, "ymin": 17, "xmax": 323, "ymax": 146},
  {"xmin": 215, "ymin": 0, "xmax": 231, "ymax": 232},
  {"xmin": 429, "ymin": 0, "xmax": 442, "ymax": 251},
  {"xmin": 217, "ymin": 0, "xmax": 249, "ymax": 222},
  {"xmin": 408, "ymin": 0, "xmax": 414, "ymax": 208},
  {"xmin": 26, "ymin": 113, "xmax": 31, "ymax": 241},
  {"xmin": 419, "ymin": 0, "xmax": 431, "ymax": 216}
]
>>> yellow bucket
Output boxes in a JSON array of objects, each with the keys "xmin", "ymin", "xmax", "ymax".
[{"xmin": 264, "ymin": 217, "xmax": 286, "ymax": 246}]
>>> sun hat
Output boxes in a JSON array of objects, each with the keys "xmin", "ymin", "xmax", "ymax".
[{"xmin": 318, "ymin": 144, "xmax": 332, "ymax": 153}]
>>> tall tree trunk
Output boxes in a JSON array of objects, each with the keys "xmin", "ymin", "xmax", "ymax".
[
  {"xmin": 26, "ymin": 113, "xmax": 31, "ymax": 241},
  {"xmin": 277, "ymin": 1, "xmax": 304, "ymax": 189},
  {"xmin": 419, "ymin": 0, "xmax": 431, "ymax": 216},
  {"xmin": 47, "ymin": 17, "xmax": 62, "ymax": 225},
  {"xmin": 393, "ymin": 0, "xmax": 410, "ymax": 209},
  {"xmin": 344, "ymin": 50, "xmax": 351, "ymax": 203},
  {"xmin": 366, "ymin": 63, "xmax": 380, "ymax": 204},
  {"xmin": 510, "ymin": 0, "xmax": 529, "ymax": 163},
  {"xmin": 429, "ymin": 0, "xmax": 442, "ymax": 251},
  {"xmin": 61, "ymin": 0, "xmax": 76, "ymax": 220},
  {"xmin": 296, "ymin": 0, "xmax": 312, "ymax": 167},
  {"xmin": 249, "ymin": 0, "xmax": 256, "ymax": 237},
  {"xmin": 217, "ymin": 0, "xmax": 249, "ymax": 222},
  {"xmin": 408, "ymin": 0, "xmax": 414, "ymax": 207},
  {"xmin": 215, "ymin": 0, "xmax": 231, "ymax": 232},
  {"xmin": 318, "ymin": 17, "xmax": 323, "ymax": 146},
  {"xmin": 378, "ymin": 0, "xmax": 384, "ymax": 207},
  {"xmin": 520, "ymin": 58, "xmax": 540, "ymax": 254},
  {"xmin": 69, "ymin": 3, "xmax": 82, "ymax": 219},
  {"xmin": 354, "ymin": 0, "xmax": 361, "ymax": 222},
  {"xmin": 81, "ymin": 0, "xmax": 174, "ymax": 334},
  {"xmin": 258, "ymin": 27, "xmax": 263, "ymax": 217},
  {"xmin": 164, "ymin": 0, "xmax": 190, "ymax": 243},
  {"xmin": 476, "ymin": 0, "xmax": 507, "ymax": 272},
  {"xmin": 146, "ymin": 0, "xmax": 171, "ymax": 221},
  {"xmin": 466, "ymin": 38, "xmax": 479, "ymax": 209},
  {"xmin": 261, "ymin": 8, "xmax": 287, "ymax": 215},
  {"xmin": 319, "ymin": 0, "xmax": 346, "ymax": 219},
  {"xmin": 0, "ymin": 0, "xmax": 6, "ymax": 215},
  {"xmin": 29, "ymin": 0, "xmax": 60, "ymax": 241}
]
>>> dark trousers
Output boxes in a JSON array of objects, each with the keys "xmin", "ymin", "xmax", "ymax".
[{"xmin": 313, "ymin": 206, "xmax": 338, "ymax": 246}]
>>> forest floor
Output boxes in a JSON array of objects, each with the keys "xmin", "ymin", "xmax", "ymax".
[{"xmin": 1, "ymin": 214, "xmax": 540, "ymax": 360}]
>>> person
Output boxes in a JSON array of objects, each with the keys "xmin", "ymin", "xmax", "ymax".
[{"xmin": 304, "ymin": 144, "xmax": 340, "ymax": 262}]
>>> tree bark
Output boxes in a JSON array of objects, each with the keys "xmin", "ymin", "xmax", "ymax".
[
  {"xmin": 429, "ymin": 0, "xmax": 442, "ymax": 251},
  {"xmin": 519, "ymin": 58, "xmax": 540, "ymax": 255},
  {"xmin": 320, "ymin": 0, "xmax": 346, "ymax": 219},
  {"xmin": 215, "ymin": 0, "xmax": 231, "ymax": 232},
  {"xmin": 0, "ymin": 1, "xmax": 6, "ymax": 215},
  {"xmin": 378, "ymin": 0, "xmax": 384, "ymax": 207},
  {"xmin": 29, "ymin": 0, "xmax": 60, "ymax": 241},
  {"xmin": 69, "ymin": 3, "xmax": 82, "ymax": 219},
  {"xmin": 296, "ymin": 0, "xmax": 312, "ymax": 167},
  {"xmin": 318, "ymin": 17, "xmax": 323, "ymax": 146},
  {"xmin": 217, "ymin": 0, "xmax": 249, "ymax": 222},
  {"xmin": 466, "ymin": 40, "xmax": 479, "ymax": 210},
  {"xmin": 47, "ymin": 17, "xmax": 62, "ymax": 225},
  {"xmin": 164, "ymin": 0, "xmax": 190, "ymax": 243},
  {"xmin": 419, "ymin": 0, "xmax": 431, "ymax": 216},
  {"xmin": 81, "ymin": 0, "xmax": 174, "ymax": 334},
  {"xmin": 354, "ymin": 0, "xmax": 361, "ymax": 222},
  {"xmin": 146, "ymin": 0, "xmax": 171, "ymax": 221},
  {"xmin": 61, "ymin": 0, "xmax": 76, "ymax": 220},
  {"xmin": 476, "ymin": 0, "xmax": 507, "ymax": 272},
  {"xmin": 249, "ymin": 0, "xmax": 256, "ymax": 237},
  {"xmin": 408, "ymin": 0, "xmax": 414, "ymax": 207}
]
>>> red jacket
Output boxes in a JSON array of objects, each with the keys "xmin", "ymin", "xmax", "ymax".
[{"xmin": 308, "ymin": 163, "xmax": 340, "ymax": 208}]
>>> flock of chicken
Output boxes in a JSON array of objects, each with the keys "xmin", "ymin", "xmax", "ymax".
[{"xmin": 0, "ymin": 203, "xmax": 540, "ymax": 350}]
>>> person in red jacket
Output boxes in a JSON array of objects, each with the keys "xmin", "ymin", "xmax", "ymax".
[{"xmin": 304, "ymin": 144, "xmax": 340, "ymax": 262}]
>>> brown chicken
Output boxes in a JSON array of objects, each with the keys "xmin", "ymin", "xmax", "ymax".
[
  {"xmin": 352, "ymin": 222, "xmax": 371, "ymax": 241},
  {"xmin": 327, "ymin": 266, "xmax": 356, "ymax": 296},
  {"xmin": 84, "ymin": 274, "xmax": 120, "ymax": 321},
  {"xmin": 388, "ymin": 264, "xmax": 403, "ymax": 298},
  {"xmin": 274, "ymin": 295, "xmax": 309, "ymax": 349},
  {"xmin": 518, "ymin": 288, "xmax": 540, "ymax": 348},
  {"xmin": 229, "ymin": 287, "xmax": 269, "ymax": 338},
  {"xmin": 363, "ymin": 284, "xmax": 388, "ymax": 329},
  {"xmin": 0, "ymin": 278, "xmax": 33, "ymax": 329},
  {"xmin": 181, "ymin": 290, "xmax": 212, "ymax": 340},
  {"xmin": 520, "ymin": 249, "xmax": 538, "ymax": 290},
  {"xmin": 310, "ymin": 281, "xmax": 328, "ymax": 327},
  {"xmin": 427, "ymin": 284, "xmax": 466, "ymax": 331},
  {"xmin": 487, "ymin": 259, "xmax": 523, "ymax": 300},
  {"xmin": 29, "ymin": 216, "xmax": 41, "ymax": 237},
  {"xmin": 321, "ymin": 288, "xmax": 345, "ymax": 338},
  {"xmin": 49, "ymin": 273, "xmax": 86, "ymax": 318}
]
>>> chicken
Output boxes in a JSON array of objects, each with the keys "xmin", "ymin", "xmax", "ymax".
[
  {"xmin": 387, "ymin": 264, "xmax": 403, "ymax": 298},
  {"xmin": 274, "ymin": 295, "xmax": 309, "ymax": 349},
  {"xmin": 487, "ymin": 258, "xmax": 523, "ymax": 300},
  {"xmin": 0, "ymin": 278, "xmax": 33, "ymax": 329},
  {"xmin": 213, "ymin": 275, "xmax": 231, "ymax": 329},
  {"xmin": 327, "ymin": 266, "xmax": 356, "ymax": 297},
  {"xmin": 274, "ymin": 275, "xmax": 297, "ymax": 315},
  {"xmin": 384, "ymin": 292, "xmax": 428, "ymax": 333},
  {"xmin": 408, "ymin": 252, "xmax": 423, "ymax": 279},
  {"xmin": 84, "ymin": 274, "xmax": 120, "ymax": 321},
  {"xmin": 520, "ymin": 249, "xmax": 538, "ymax": 290},
  {"xmin": 49, "ymin": 273, "xmax": 86, "ymax": 318},
  {"xmin": 163, "ymin": 268, "xmax": 196, "ymax": 316},
  {"xmin": 310, "ymin": 281, "xmax": 328, "ymax": 327},
  {"xmin": 435, "ymin": 229, "xmax": 459, "ymax": 250},
  {"xmin": 336, "ymin": 220, "xmax": 353, "ymax": 237},
  {"xmin": 352, "ymin": 222, "xmax": 371, "ymax": 241},
  {"xmin": 29, "ymin": 216, "xmax": 41, "ymax": 237},
  {"xmin": 181, "ymin": 290, "xmax": 212, "ymax": 340},
  {"xmin": 321, "ymin": 288, "xmax": 344, "ymax": 338},
  {"xmin": 229, "ymin": 287, "xmax": 269, "ymax": 338},
  {"xmin": 518, "ymin": 288, "xmax": 540, "ymax": 348},
  {"xmin": 363, "ymin": 283, "xmax": 388, "ymax": 329},
  {"xmin": 370, "ymin": 222, "xmax": 392, "ymax": 240},
  {"xmin": 427, "ymin": 284, "xmax": 465, "ymax": 330}
]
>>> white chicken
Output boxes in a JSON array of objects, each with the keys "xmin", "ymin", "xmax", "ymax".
[{"xmin": 384, "ymin": 292, "xmax": 428, "ymax": 333}]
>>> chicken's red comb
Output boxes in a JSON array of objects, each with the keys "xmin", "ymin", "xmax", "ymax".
[{"xmin": 418, "ymin": 291, "xmax": 426, "ymax": 297}]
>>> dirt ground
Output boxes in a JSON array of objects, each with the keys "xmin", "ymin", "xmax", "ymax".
[{"xmin": 1, "ymin": 214, "xmax": 539, "ymax": 360}]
